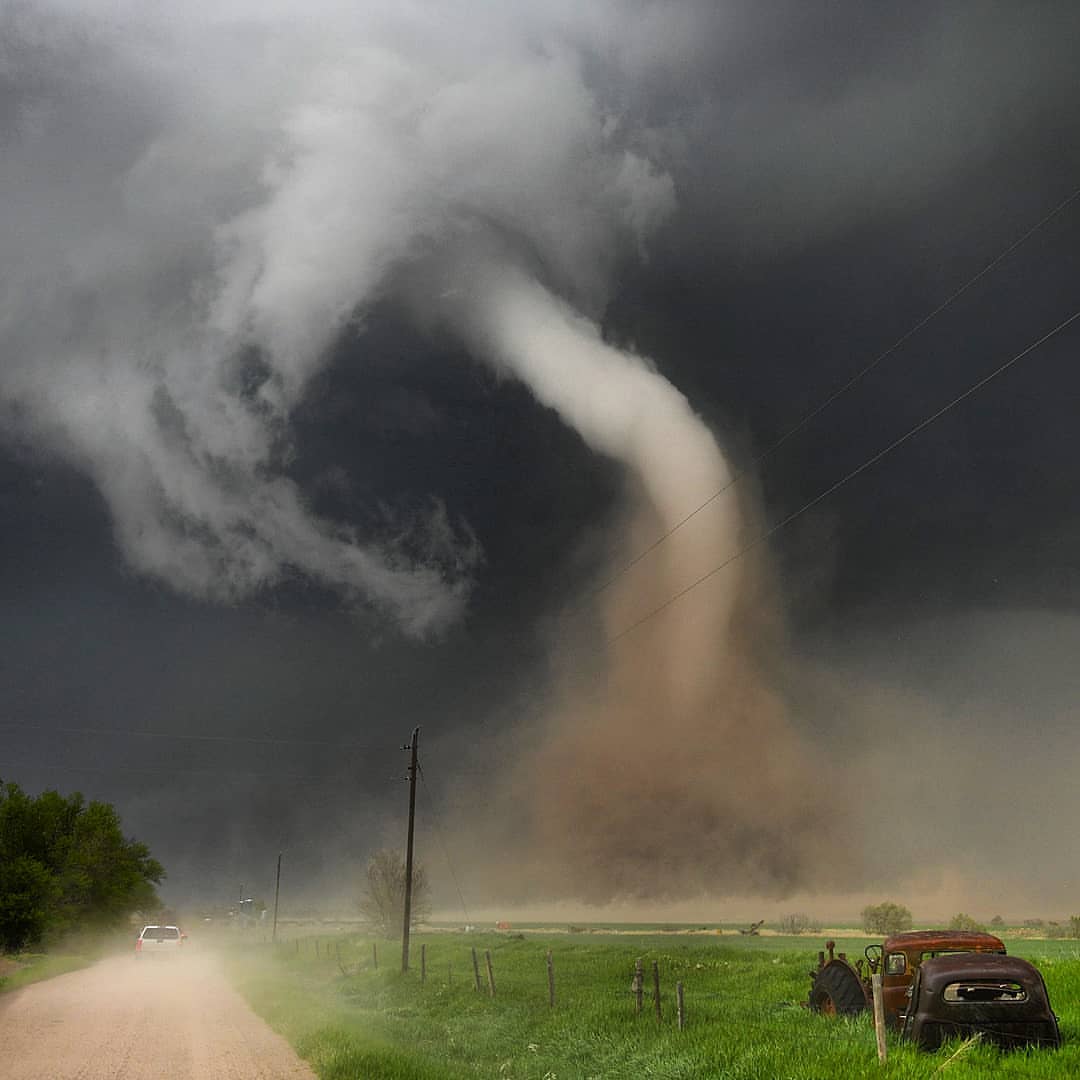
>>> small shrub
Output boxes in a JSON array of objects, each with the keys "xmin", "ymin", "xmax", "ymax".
[
  {"xmin": 990, "ymin": 915, "xmax": 1004, "ymax": 928},
  {"xmin": 357, "ymin": 850, "xmax": 430, "ymax": 938},
  {"xmin": 1023, "ymin": 918, "xmax": 1045, "ymax": 928},
  {"xmin": 1044, "ymin": 918, "xmax": 1080, "ymax": 939},
  {"xmin": 778, "ymin": 913, "xmax": 820, "ymax": 935},
  {"xmin": 861, "ymin": 902, "xmax": 913, "ymax": 935},
  {"xmin": 948, "ymin": 913, "xmax": 986, "ymax": 932}
]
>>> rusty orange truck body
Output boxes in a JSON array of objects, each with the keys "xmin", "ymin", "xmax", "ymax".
[{"xmin": 809, "ymin": 931, "xmax": 1006, "ymax": 1023}]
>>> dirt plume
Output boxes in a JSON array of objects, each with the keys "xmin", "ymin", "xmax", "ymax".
[{"xmin": 452, "ymin": 269, "xmax": 848, "ymax": 904}]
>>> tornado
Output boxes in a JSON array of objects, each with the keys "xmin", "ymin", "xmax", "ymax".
[{"xmin": 457, "ymin": 265, "xmax": 841, "ymax": 902}]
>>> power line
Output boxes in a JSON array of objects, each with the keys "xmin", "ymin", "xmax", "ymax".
[
  {"xmin": 0, "ymin": 759, "xmax": 338, "ymax": 781},
  {"xmin": 7, "ymin": 200, "xmax": 1077, "ymax": 808},
  {"xmin": 417, "ymin": 760, "xmax": 472, "ymax": 925},
  {"xmin": 608, "ymin": 304, "xmax": 1080, "ymax": 645},
  {"xmin": 0, "ymin": 720, "xmax": 386, "ymax": 752},
  {"xmin": 591, "ymin": 182, "xmax": 1080, "ymax": 599},
  {"xmin": 57, "ymin": 287, "xmax": 1069, "ymax": 786}
]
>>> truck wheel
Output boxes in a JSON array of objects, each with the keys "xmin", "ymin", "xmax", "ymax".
[{"xmin": 808, "ymin": 963, "xmax": 867, "ymax": 1017}]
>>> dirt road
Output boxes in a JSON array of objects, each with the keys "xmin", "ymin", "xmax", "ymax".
[{"xmin": 0, "ymin": 953, "xmax": 317, "ymax": 1079}]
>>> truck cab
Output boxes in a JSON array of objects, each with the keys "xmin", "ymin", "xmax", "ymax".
[
  {"xmin": 809, "ymin": 929, "xmax": 1006, "ymax": 1025},
  {"xmin": 875, "ymin": 930, "xmax": 1005, "ymax": 1024}
]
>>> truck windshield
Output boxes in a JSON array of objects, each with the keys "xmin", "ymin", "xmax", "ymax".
[{"xmin": 943, "ymin": 982, "xmax": 1026, "ymax": 1003}]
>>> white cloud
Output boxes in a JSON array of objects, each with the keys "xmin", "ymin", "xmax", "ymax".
[{"xmin": 0, "ymin": 1, "xmax": 679, "ymax": 632}]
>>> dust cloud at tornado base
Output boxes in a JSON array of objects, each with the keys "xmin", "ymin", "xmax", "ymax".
[
  {"xmin": 440, "ymin": 269, "xmax": 850, "ymax": 907},
  {"xmin": 437, "ymin": 271, "xmax": 1080, "ymax": 915}
]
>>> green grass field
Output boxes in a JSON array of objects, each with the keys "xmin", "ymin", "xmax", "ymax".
[{"xmin": 223, "ymin": 928, "xmax": 1080, "ymax": 1079}]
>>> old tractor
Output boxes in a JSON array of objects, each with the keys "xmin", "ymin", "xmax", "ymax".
[
  {"xmin": 809, "ymin": 930, "xmax": 1005, "ymax": 1022},
  {"xmin": 808, "ymin": 930, "xmax": 1061, "ymax": 1050}
]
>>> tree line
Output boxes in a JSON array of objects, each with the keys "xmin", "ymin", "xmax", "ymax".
[{"xmin": 0, "ymin": 780, "xmax": 164, "ymax": 952}]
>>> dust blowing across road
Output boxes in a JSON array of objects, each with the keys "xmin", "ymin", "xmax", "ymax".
[{"xmin": 1, "ymin": 954, "xmax": 315, "ymax": 1080}]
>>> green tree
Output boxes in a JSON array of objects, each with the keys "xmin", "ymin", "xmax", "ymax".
[
  {"xmin": 0, "ymin": 856, "xmax": 58, "ymax": 950},
  {"xmin": 861, "ymin": 901, "xmax": 913, "ymax": 935},
  {"xmin": 0, "ymin": 781, "xmax": 164, "ymax": 952},
  {"xmin": 357, "ymin": 850, "xmax": 431, "ymax": 938}
]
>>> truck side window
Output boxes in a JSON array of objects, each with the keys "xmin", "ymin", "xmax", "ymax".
[{"xmin": 886, "ymin": 953, "xmax": 907, "ymax": 976}]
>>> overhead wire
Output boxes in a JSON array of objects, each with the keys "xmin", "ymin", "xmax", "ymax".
[
  {"xmin": 0, "ymin": 720, "xmax": 386, "ymax": 751},
  {"xmin": 7, "ymin": 190, "xmax": 1079, "ymax": 788},
  {"xmin": 0, "ymin": 758, "xmax": 345, "ymax": 781},
  {"xmin": 417, "ymin": 760, "xmax": 472, "ymax": 925},
  {"xmin": 608, "ymin": 304, "xmax": 1080, "ymax": 645},
  {"xmin": 590, "ymin": 183, "xmax": 1080, "ymax": 599}
]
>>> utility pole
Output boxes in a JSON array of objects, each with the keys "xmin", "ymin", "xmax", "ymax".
[
  {"xmin": 401, "ymin": 725, "xmax": 420, "ymax": 974},
  {"xmin": 272, "ymin": 852, "xmax": 282, "ymax": 944}
]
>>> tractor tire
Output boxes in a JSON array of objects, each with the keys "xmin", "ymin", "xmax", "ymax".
[{"xmin": 808, "ymin": 962, "xmax": 868, "ymax": 1017}]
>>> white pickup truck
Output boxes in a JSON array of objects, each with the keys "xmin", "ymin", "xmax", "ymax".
[{"xmin": 135, "ymin": 924, "xmax": 187, "ymax": 957}]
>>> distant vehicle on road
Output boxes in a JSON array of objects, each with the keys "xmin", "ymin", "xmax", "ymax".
[{"xmin": 135, "ymin": 925, "xmax": 187, "ymax": 957}]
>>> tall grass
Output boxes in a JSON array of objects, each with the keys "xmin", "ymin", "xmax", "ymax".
[{"xmin": 225, "ymin": 930, "xmax": 1080, "ymax": 1079}]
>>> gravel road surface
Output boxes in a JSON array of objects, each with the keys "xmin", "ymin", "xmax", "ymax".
[{"xmin": 0, "ymin": 953, "xmax": 317, "ymax": 1079}]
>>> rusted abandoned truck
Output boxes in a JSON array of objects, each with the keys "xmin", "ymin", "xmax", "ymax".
[
  {"xmin": 901, "ymin": 952, "xmax": 1060, "ymax": 1049},
  {"xmin": 808, "ymin": 930, "xmax": 1060, "ymax": 1050}
]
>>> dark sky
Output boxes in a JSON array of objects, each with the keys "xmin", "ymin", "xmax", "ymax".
[{"xmin": 3, "ymin": 1, "xmax": 1080, "ymax": 914}]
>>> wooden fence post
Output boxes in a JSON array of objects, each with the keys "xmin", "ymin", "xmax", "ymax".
[
  {"xmin": 871, "ymin": 973, "xmax": 887, "ymax": 1064},
  {"xmin": 676, "ymin": 982, "xmax": 685, "ymax": 1030},
  {"xmin": 472, "ymin": 947, "xmax": 481, "ymax": 992},
  {"xmin": 652, "ymin": 960, "xmax": 661, "ymax": 1021},
  {"xmin": 421, "ymin": 943, "xmax": 426, "ymax": 984},
  {"xmin": 372, "ymin": 942, "xmax": 378, "ymax": 970},
  {"xmin": 484, "ymin": 950, "xmax": 496, "ymax": 997},
  {"xmin": 546, "ymin": 950, "xmax": 555, "ymax": 1007},
  {"xmin": 633, "ymin": 959, "xmax": 644, "ymax": 1015}
]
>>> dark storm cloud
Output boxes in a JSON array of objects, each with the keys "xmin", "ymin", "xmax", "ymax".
[
  {"xmin": 4, "ymin": 1, "xmax": 1080, "ymax": 911},
  {"xmin": 655, "ymin": 1, "xmax": 1080, "ymax": 254},
  {"xmin": 3, "ymin": 0, "xmax": 1075, "ymax": 631},
  {"xmin": 0, "ymin": 0, "xmax": 729, "ymax": 633}
]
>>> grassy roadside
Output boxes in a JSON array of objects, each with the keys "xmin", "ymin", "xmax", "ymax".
[
  {"xmin": 0, "ymin": 928, "xmax": 141, "ymax": 994},
  {"xmin": 0, "ymin": 952, "xmax": 95, "ymax": 994},
  {"xmin": 224, "ymin": 930, "xmax": 1080, "ymax": 1079}
]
